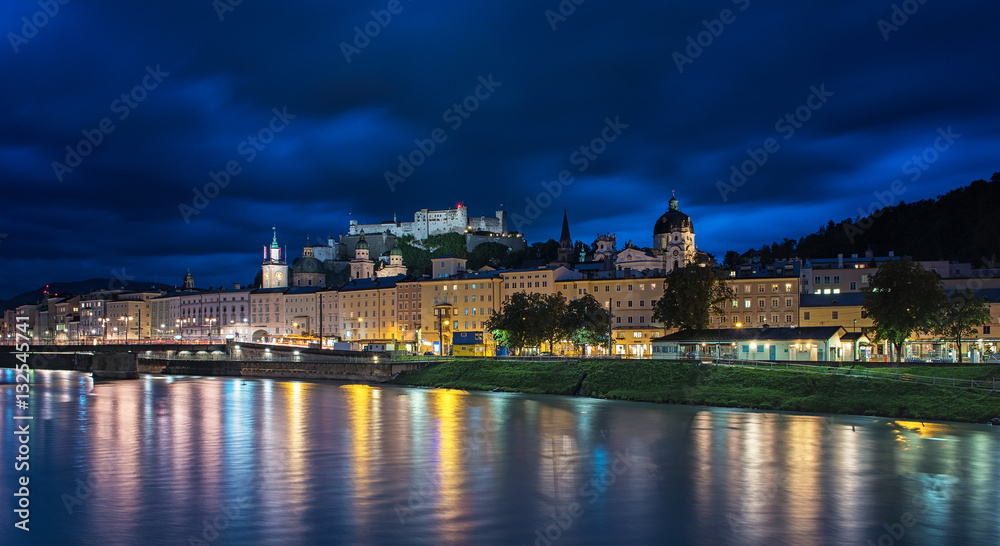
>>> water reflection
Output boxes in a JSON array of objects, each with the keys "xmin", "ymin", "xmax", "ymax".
[{"xmin": 0, "ymin": 370, "xmax": 998, "ymax": 545}]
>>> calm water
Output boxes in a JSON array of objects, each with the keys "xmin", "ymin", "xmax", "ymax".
[{"xmin": 1, "ymin": 370, "xmax": 998, "ymax": 545}]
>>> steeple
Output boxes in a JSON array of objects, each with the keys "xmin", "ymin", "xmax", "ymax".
[
  {"xmin": 560, "ymin": 207, "xmax": 571, "ymax": 243},
  {"xmin": 182, "ymin": 268, "xmax": 194, "ymax": 290},
  {"xmin": 556, "ymin": 207, "xmax": 574, "ymax": 263},
  {"xmin": 271, "ymin": 226, "xmax": 279, "ymax": 249}
]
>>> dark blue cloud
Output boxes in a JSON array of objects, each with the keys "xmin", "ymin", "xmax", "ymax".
[{"xmin": 1, "ymin": 0, "xmax": 998, "ymax": 298}]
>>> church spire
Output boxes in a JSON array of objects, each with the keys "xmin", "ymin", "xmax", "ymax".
[{"xmin": 560, "ymin": 207, "xmax": 571, "ymax": 243}]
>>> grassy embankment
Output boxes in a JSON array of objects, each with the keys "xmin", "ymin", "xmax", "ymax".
[{"xmin": 390, "ymin": 360, "xmax": 1000, "ymax": 423}]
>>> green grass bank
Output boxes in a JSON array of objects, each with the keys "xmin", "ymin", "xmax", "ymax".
[{"xmin": 390, "ymin": 359, "xmax": 1000, "ymax": 424}]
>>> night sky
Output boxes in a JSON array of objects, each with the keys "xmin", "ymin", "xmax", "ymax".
[{"xmin": 2, "ymin": 1, "xmax": 998, "ymax": 299}]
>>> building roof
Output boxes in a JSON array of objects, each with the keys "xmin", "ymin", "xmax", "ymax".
[
  {"xmin": 800, "ymin": 293, "xmax": 866, "ymax": 307},
  {"xmin": 653, "ymin": 196, "xmax": 693, "ymax": 235},
  {"xmin": 652, "ymin": 326, "xmax": 845, "ymax": 343},
  {"xmin": 340, "ymin": 274, "xmax": 410, "ymax": 292},
  {"xmin": 560, "ymin": 208, "xmax": 571, "ymax": 242}
]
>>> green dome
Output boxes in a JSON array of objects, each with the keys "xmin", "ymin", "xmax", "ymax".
[
  {"xmin": 355, "ymin": 231, "xmax": 369, "ymax": 250},
  {"xmin": 389, "ymin": 240, "xmax": 402, "ymax": 256}
]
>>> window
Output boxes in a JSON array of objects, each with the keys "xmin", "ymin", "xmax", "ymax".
[
  {"xmin": 731, "ymin": 299, "xmax": 738, "ymax": 308},
  {"xmin": 616, "ymin": 301, "xmax": 621, "ymax": 308},
  {"xmin": 785, "ymin": 298, "xmax": 792, "ymax": 307},
  {"xmin": 745, "ymin": 315, "xmax": 751, "ymax": 324},
  {"xmin": 772, "ymin": 298, "xmax": 779, "ymax": 307},
  {"xmin": 833, "ymin": 289, "xmax": 840, "ymax": 294},
  {"xmin": 785, "ymin": 314, "xmax": 792, "ymax": 323},
  {"xmin": 814, "ymin": 276, "xmax": 821, "ymax": 285},
  {"xmin": 861, "ymin": 309, "xmax": 868, "ymax": 319},
  {"xmin": 744, "ymin": 300, "xmax": 751, "ymax": 308},
  {"xmin": 823, "ymin": 276, "xmax": 831, "ymax": 284},
  {"xmin": 772, "ymin": 315, "xmax": 779, "ymax": 323},
  {"xmin": 628, "ymin": 284, "xmax": 633, "ymax": 291},
  {"xmin": 832, "ymin": 311, "xmax": 839, "ymax": 320},
  {"xmin": 616, "ymin": 317, "xmax": 622, "ymax": 324},
  {"xmin": 772, "ymin": 284, "xmax": 778, "ymax": 292},
  {"xmin": 633, "ymin": 332, "xmax": 642, "ymax": 338},
  {"xmin": 984, "ymin": 325, "xmax": 991, "ymax": 334},
  {"xmin": 785, "ymin": 283, "xmax": 792, "ymax": 293},
  {"xmin": 833, "ymin": 276, "xmax": 840, "ymax": 284},
  {"xmin": 758, "ymin": 299, "xmax": 765, "ymax": 308},
  {"xmin": 640, "ymin": 300, "xmax": 645, "ymax": 307},
  {"xmin": 744, "ymin": 285, "xmax": 751, "ymax": 293},
  {"xmin": 804, "ymin": 311, "xmax": 811, "ymax": 320},
  {"xmin": 850, "ymin": 281, "xmax": 857, "ymax": 290},
  {"xmin": 758, "ymin": 285, "xmax": 765, "ymax": 293},
  {"xmin": 605, "ymin": 285, "xmax": 610, "ymax": 292},
  {"xmin": 627, "ymin": 301, "xmax": 633, "ymax": 307},
  {"xmin": 627, "ymin": 316, "xmax": 633, "ymax": 324},
  {"xmin": 616, "ymin": 285, "xmax": 622, "ymax": 292},
  {"xmin": 861, "ymin": 275, "xmax": 869, "ymax": 284}
]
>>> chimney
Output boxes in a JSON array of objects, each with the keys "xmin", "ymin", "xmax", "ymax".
[{"xmin": 837, "ymin": 254, "xmax": 843, "ymax": 268}]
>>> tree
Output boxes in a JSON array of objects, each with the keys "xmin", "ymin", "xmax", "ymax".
[
  {"xmin": 652, "ymin": 266, "xmax": 734, "ymax": 330},
  {"xmin": 723, "ymin": 250, "xmax": 741, "ymax": 269},
  {"xmin": 467, "ymin": 242, "xmax": 511, "ymax": 270},
  {"xmin": 930, "ymin": 289, "xmax": 993, "ymax": 364},
  {"xmin": 862, "ymin": 259, "xmax": 944, "ymax": 362},
  {"xmin": 425, "ymin": 232, "xmax": 468, "ymax": 258},
  {"xmin": 485, "ymin": 291, "xmax": 568, "ymax": 353},
  {"xmin": 562, "ymin": 294, "xmax": 610, "ymax": 352}
]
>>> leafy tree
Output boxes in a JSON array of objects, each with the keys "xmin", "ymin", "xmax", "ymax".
[
  {"xmin": 486, "ymin": 291, "xmax": 568, "ymax": 353},
  {"xmin": 930, "ymin": 289, "xmax": 993, "ymax": 364},
  {"xmin": 723, "ymin": 250, "xmax": 741, "ymax": 269},
  {"xmin": 652, "ymin": 266, "xmax": 734, "ymax": 330},
  {"xmin": 425, "ymin": 232, "xmax": 468, "ymax": 258},
  {"xmin": 862, "ymin": 259, "xmax": 944, "ymax": 362},
  {"xmin": 525, "ymin": 239, "xmax": 559, "ymax": 262},
  {"xmin": 467, "ymin": 242, "xmax": 511, "ymax": 270},
  {"xmin": 562, "ymin": 294, "xmax": 610, "ymax": 351}
]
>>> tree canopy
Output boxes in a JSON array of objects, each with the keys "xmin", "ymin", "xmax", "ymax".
[
  {"xmin": 930, "ymin": 289, "xmax": 993, "ymax": 364},
  {"xmin": 652, "ymin": 266, "xmax": 734, "ymax": 330},
  {"xmin": 485, "ymin": 291, "xmax": 570, "ymax": 353},
  {"xmin": 563, "ymin": 294, "xmax": 611, "ymax": 349},
  {"xmin": 862, "ymin": 259, "xmax": 944, "ymax": 361}
]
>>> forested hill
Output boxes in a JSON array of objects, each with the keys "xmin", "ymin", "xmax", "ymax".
[{"xmin": 729, "ymin": 172, "xmax": 1000, "ymax": 267}]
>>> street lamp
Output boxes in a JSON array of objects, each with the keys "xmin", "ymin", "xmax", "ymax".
[{"xmin": 853, "ymin": 318, "xmax": 858, "ymax": 362}]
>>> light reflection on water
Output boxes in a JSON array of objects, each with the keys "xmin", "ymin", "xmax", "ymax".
[{"xmin": 1, "ymin": 369, "xmax": 998, "ymax": 545}]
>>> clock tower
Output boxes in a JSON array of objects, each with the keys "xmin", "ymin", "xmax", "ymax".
[{"xmin": 262, "ymin": 227, "xmax": 287, "ymax": 288}]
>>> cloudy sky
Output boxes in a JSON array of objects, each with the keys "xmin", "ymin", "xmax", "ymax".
[{"xmin": 1, "ymin": 0, "xmax": 998, "ymax": 299}]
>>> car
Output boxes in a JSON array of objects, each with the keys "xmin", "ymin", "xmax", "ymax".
[{"xmin": 423, "ymin": 351, "xmax": 434, "ymax": 356}]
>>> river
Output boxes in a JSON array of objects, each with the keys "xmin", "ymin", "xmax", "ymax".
[{"xmin": 1, "ymin": 370, "xmax": 998, "ymax": 545}]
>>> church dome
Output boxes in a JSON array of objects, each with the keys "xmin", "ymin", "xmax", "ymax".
[
  {"xmin": 355, "ymin": 231, "xmax": 369, "ymax": 250},
  {"xmin": 292, "ymin": 256, "xmax": 324, "ymax": 274},
  {"xmin": 389, "ymin": 239, "xmax": 402, "ymax": 256},
  {"xmin": 653, "ymin": 196, "xmax": 693, "ymax": 235}
]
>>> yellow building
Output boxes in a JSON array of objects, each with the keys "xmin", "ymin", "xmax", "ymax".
[
  {"xmin": 717, "ymin": 276, "xmax": 800, "ymax": 329},
  {"xmin": 419, "ymin": 270, "xmax": 501, "ymax": 355},
  {"xmin": 339, "ymin": 275, "xmax": 406, "ymax": 349}
]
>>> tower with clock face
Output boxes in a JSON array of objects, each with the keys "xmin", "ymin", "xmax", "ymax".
[{"xmin": 262, "ymin": 227, "xmax": 288, "ymax": 288}]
